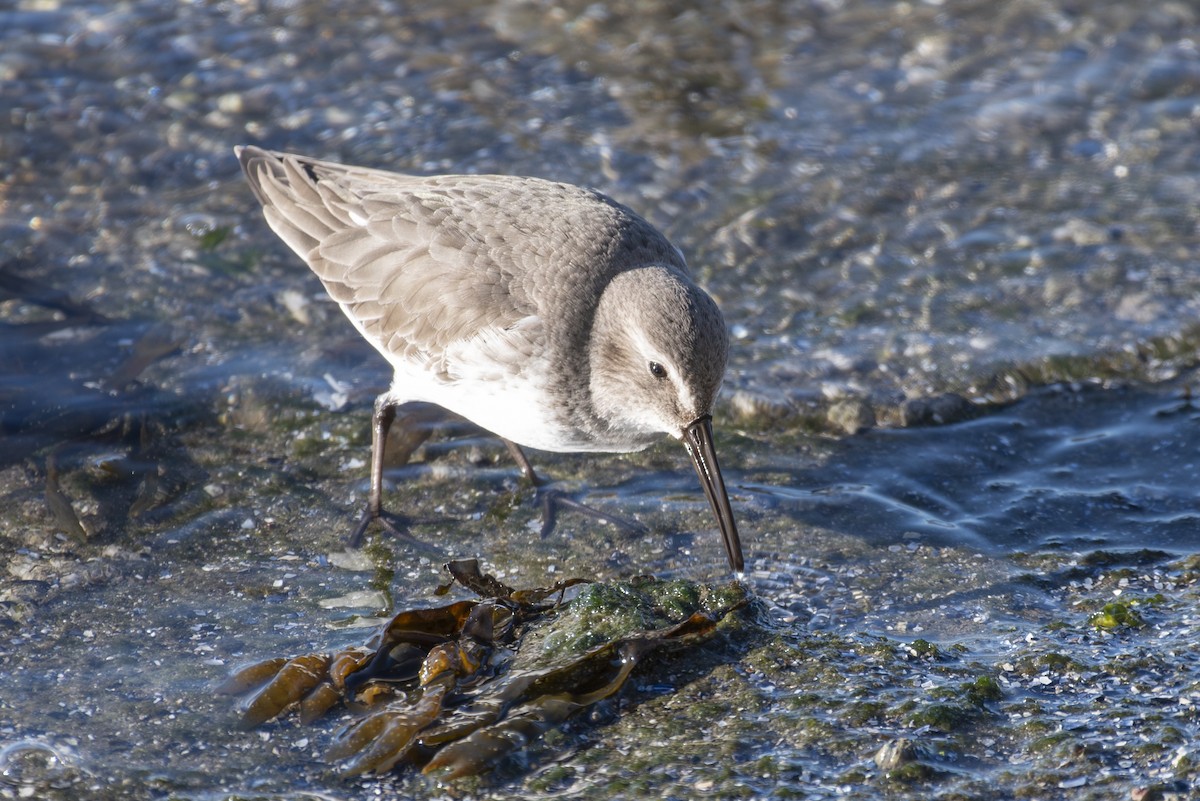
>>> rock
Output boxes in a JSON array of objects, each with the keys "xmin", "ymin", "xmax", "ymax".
[
  {"xmin": 874, "ymin": 737, "xmax": 920, "ymax": 770},
  {"xmin": 901, "ymin": 393, "xmax": 977, "ymax": 427},
  {"xmin": 827, "ymin": 398, "xmax": 875, "ymax": 435},
  {"xmin": 728, "ymin": 388, "xmax": 792, "ymax": 424}
]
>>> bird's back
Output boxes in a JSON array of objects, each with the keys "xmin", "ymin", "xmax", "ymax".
[{"xmin": 236, "ymin": 147, "xmax": 686, "ymax": 366}]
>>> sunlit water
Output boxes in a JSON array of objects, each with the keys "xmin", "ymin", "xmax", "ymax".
[{"xmin": 2, "ymin": 1, "xmax": 1198, "ymax": 799}]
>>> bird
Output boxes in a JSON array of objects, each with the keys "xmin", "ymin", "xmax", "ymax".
[{"xmin": 234, "ymin": 146, "xmax": 744, "ymax": 572}]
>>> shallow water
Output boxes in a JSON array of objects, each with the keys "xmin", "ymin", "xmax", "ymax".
[{"xmin": 2, "ymin": 1, "xmax": 1199, "ymax": 799}]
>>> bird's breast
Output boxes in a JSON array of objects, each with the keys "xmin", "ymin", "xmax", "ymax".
[{"xmin": 386, "ymin": 349, "xmax": 653, "ymax": 454}]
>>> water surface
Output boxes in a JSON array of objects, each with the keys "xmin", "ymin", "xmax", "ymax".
[{"xmin": 2, "ymin": 1, "xmax": 1198, "ymax": 799}]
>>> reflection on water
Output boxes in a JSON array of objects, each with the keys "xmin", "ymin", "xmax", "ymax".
[
  {"xmin": 1, "ymin": 270, "xmax": 201, "ymax": 542},
  {"xmin": 741, "ymin": 384, "xmax": 1200, "ymax": 554}
]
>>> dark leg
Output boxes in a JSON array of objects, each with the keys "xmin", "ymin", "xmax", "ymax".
[
  {"xmin": 349, "ymin": 396, "xmax": 420, "ymax": 547},
  {"xmin": 501, "ymin": 437, "xmax": 541, "ymax": 485},
  {"xmin": 499, "ymin": 439, "xmax": 647, "ymax": 539},
  {"xmin": 367, "ymin": 397, "xmax": 396, "ymax": 519},
  {"xmin": 349, "ymin": 404, "xmax": 644, "ymax": 547}
]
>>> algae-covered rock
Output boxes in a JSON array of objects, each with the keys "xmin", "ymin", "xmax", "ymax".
[{"xmin": 218, "ymin": 560, "xmax": 752, "ymax": 779}]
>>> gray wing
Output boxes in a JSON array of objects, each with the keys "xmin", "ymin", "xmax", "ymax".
[
  {"xmin": 236, "ymin": 147, "xmax": 539, "ymax": 369},
  {"xmin": 235, "ymin": 146, "xmax": 686, "ymax": 372}
]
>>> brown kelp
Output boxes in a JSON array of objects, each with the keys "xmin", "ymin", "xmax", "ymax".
[{"xmin": 219, "ymin": 559, "xmax": 750, "ymax": 778}]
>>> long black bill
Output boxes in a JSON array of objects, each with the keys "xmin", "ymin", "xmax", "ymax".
[{"xmin": 682, "ymin": 415, "xmax": 744, "ymax": 572}]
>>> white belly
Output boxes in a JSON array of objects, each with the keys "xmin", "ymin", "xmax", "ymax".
[
  {"xmin": 385, "ymin": 353, "xmax": 650, "ymax": 454},
  {"xmin": 414, "ymin": 373, "xmax": 592, "ymax": 452}
]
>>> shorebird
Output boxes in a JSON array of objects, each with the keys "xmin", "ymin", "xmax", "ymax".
[{"xmin": 235, "ymin": 146, "xmax": 743, "ymax": 571}]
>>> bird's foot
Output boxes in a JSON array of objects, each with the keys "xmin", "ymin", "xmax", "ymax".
[
  {"xmin": 535, "ymin": 488, "xmax": 649, "ymax": 540},
  {"xmin": 348, "ymin": 505, "xmax": 440, "ymax": 553}
]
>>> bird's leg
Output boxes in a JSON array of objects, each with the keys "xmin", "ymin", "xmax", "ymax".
[
  {"xmin": 501, "ymin": 437, "xmax": 541, "ymax": 485},
  {"xmin": 349, "ymin": 396, "xmax": 417, "ymax": 547},
  {"xmin": 349, "ymin": 411, "xmax": 644, "ymax": 548},
  {"xmin": 499, "ymin": 438, "xmax": 648, "ymax": 539},
  {"xmin": 366, "ymin": 398, "xmax": 396, "ymax": 518}
]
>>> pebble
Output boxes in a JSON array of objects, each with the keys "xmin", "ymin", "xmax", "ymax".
[{"xmin": 827, "ymin": 398, "xmax": 875, "ymax": 434}]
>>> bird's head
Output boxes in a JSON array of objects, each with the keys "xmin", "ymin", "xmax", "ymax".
[
  {"xmin": 590, "ymin": 266, "xmax": 743, "ymax": 571},
  {"xmin": 589, "ymin": 267, "xmax": 728, "ymax": 437}
]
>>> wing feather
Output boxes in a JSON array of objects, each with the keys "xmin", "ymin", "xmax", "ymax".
[{"xmin": 235, "ymin": 146, "xmax": 686, "ymax": 384}]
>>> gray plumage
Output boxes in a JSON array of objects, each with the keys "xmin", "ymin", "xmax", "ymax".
[{"xmin": 235, "ymin": 146, "xmax": 742, "ymax": 570}]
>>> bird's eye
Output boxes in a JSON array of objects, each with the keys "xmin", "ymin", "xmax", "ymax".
[{"xmin": 648, "ymin": 361, "xmax": 667, "ymax": 379}]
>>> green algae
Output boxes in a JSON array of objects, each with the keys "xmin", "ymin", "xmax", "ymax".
[
  {"xmin": 530, "ymin": 577, "xmax": 748, "ymax": 662},
  {"xmin": 1089, "ymin": 601, "xmax": 1146, "ymax": 630},
  {"xmin": 963, "ymin": 675, "xmax": 1004, "ymax": 705}
]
